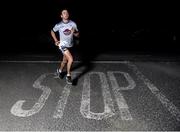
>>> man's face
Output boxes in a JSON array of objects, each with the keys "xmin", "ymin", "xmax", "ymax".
[{"xmin": 61, "ymin": 10, "xmax": 69, "ymax": 20}]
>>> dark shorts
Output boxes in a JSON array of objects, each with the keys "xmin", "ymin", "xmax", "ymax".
[{"xmin": 59, "ymin": 45, "xmax": 72, "ymax": 54}]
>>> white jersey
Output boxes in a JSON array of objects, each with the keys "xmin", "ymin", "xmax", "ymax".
[{"xmin": 53, "ymin": 20, "xmax": 78, "ymax": 48}]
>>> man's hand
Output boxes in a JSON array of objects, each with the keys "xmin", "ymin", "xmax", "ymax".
[
  {"xmin": 55, "ymin": 41, "xmax": 60, "ymax": 46},
  {"xmin": 71, "ymin": 27, "xmax": 79, "ymax": 37},
  {"xmin": 71, "ymin": 28, "xmax": 75, "ymax": 34}
]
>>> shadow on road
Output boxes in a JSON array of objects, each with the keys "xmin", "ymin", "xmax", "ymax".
[{"xmin": 71, "ymin": 39, "xmax": 102, "ymax": 86}]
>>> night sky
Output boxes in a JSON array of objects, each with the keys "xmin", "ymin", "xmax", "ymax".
[{"xmin": 1, "ymin": 0, "xmax": 178, "ymax": 54}]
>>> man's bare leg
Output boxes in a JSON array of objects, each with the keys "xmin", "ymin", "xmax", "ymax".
[
  {"xmin": 63, "ymin": 50, "xmax": 73, "ymax": 84},
  {"xmin": 59, "ymin": 55, "xmax": 67, "ymax": 72},
  {"xmin": 57, "ymin": 55, "xmax": 67, "ymax": 79},
  {"xmin": 63, "ymin": 50, "xmax": 73, "ymax": 76}
]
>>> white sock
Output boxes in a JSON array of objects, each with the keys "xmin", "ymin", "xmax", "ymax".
[
  {"xmin": 58, "ymin": 69, "xmax": 62, "ymax": 73},
  {"xmin": 67, "ymin": 73, "xmax": 71, "ymax": 76}
]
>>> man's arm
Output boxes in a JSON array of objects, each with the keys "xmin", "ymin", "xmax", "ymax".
[
  {"xmin": 71, "ymin": 22, "xmax": 79, "ymax": 38},
  {"xmin": 71, "ymin": 28, "xmax": 79, "ymax": 37},
  {"xmin": 50, "ymin": 30, "xmax": 59, "ymax": 46},
  {"xmin": 73, "ymin": 31, "xmax": 79, "ymax": 37}
]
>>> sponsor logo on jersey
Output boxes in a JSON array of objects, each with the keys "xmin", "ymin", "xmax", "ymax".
[{"xmin": 63, "ymin": 29, "xmax": 71, "ymax": 35}]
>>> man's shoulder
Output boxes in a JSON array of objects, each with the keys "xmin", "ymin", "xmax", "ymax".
[
  {"xmin": 69, "ymin": 20, "xmax": 76, "ymax": 25},
  {"xmin": 56, "ymin": 21, "xmax": 63, "ymax": 26}
]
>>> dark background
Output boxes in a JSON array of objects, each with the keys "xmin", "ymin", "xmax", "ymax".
[{"xmin": 0, "ymin": 0, "xmax": 178, "ymax": 55}]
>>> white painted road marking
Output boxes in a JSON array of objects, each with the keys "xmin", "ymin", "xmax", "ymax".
[
  {"xmin": 53, "ymin": 84, "xmax": 72, "ymax": 118},
  {"xmin": 108, "ymin": 71, "xmax": 136, "ymax": 90},
  {"xmin": 127, "ymin": 62, "xmax": 180, "ymax": 122},
  {"xmin": 53, "ymin": 72, "xmax": 80, "ymax": 118},
  {"xmin": 11, "ymin": 73, "xmax": 52, "ymax": 117},
  {"xmin": 80, "ymin": 72, "xmax": 115, "ymax": 120},
  {"xmin": 108, "ymin": 71, "xmax": 136, "ymax": 120},
  {"xmin": 0, "ymin": 60, "xmax": 129, "ymax": 64},
  {"xmin": 9, "ymin": 61, "xmax": 180, "ymax": 122}
]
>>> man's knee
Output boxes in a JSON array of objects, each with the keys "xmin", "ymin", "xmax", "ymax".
[
  {"xmin": 62, "ymin": 60, "xmax": 67, "ymax": 64},
  {"xmin": 68, "ymin": 57, "xmax": 73, "ymax": 63},
  {"xmin": 66, "ymin": 56, "xmax": 73, "ymax": 63}
]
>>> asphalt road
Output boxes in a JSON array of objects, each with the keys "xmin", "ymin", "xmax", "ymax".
[{"xmin": 0, "ymin": 60, "xmax": 180, "ymax": 131}]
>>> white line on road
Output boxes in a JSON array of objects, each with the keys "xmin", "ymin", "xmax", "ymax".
[
  {"xmin": 80, "ymin": 72, "xmax": 115, "ymax": 120},
  {"xmin": 127, "ymin": 62, "xmax": 180, "ymax": 122},
  {"xmin": 108, "ymin": 71, "xmax": 136, "ymax": 120},
  {"xmin": 53, "ymin": 84, "xmax": 72, "ymax": 118},
  {"xmin": 0, "ymin": 60, "xmax": 129, "ymax": 64},
  {"xmin": 53, "ymin": 72, "xmax": 81, "ymax": 118},
  {"xmin": 108, "ymin": 71, "xmax": 136, "ymax": 90},
  {"xmin": 10, "ymin": 73, "xmax": 52, "ymax": 117}
]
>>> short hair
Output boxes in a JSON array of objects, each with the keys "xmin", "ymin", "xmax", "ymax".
[{"xmin": 60, "ymin": 8, "xmax": 70, "ymax": 15}]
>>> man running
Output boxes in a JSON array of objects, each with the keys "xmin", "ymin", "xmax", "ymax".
[{"xmin": 51, "ymin": 9, "xmax": 79, "ymax": 84}]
